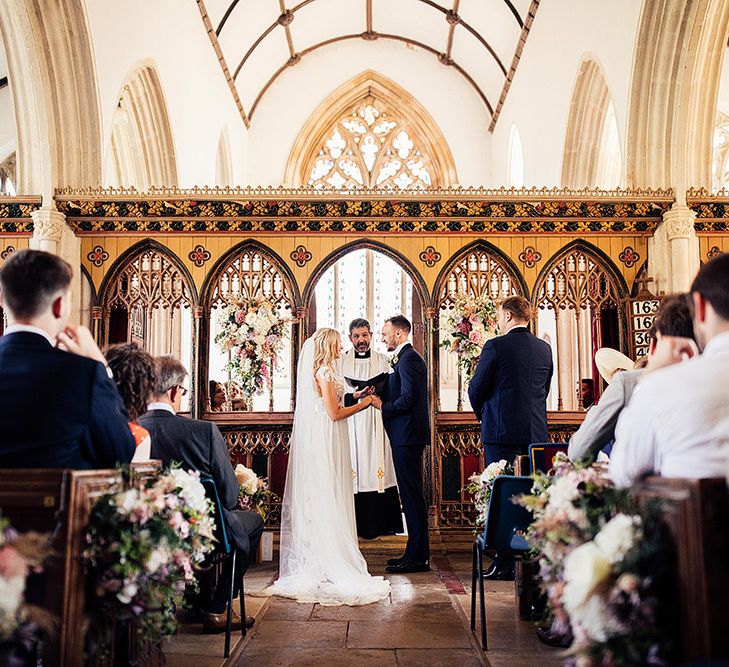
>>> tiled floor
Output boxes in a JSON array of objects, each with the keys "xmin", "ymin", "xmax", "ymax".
[{"xmin": 162, "ymin": 530, "xmax": 563, "ymax": 667}]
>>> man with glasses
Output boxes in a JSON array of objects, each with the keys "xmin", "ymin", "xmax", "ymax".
[{"xmin": 140, "ymin": 355, "xmax": 263, "ymax": 633}]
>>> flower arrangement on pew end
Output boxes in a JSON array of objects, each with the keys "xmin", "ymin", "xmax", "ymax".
[
  {"xmin": 518, "ymin": 453, "xmax": 676, "ymax": 666},
  {"xmin": 0, "ymin": 513, "xmax": 53, "ymax": 652},
  {"xmin": 235, "ymin": 464, "xmax": 277, "ymax": 522},
  {"xmin": 464, "ymin": 459, "xmax": 514, "ymax": 531},
  {"xmin": 440, "ymin": 294, "xmax": 498, "ymax": 381},
  {"xmin": 84, "ymin": 467, "xmax": 216, "ymax": 646},
  {"xmin": 215, "ymin": 297, "xmax": 289, "ymax": 403}
]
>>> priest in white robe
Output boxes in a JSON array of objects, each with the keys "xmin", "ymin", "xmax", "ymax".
[{"xmin": 341, "ymin": 318, "xmax": 403, "ymax": 538}]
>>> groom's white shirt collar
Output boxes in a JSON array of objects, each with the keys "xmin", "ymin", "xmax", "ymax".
[
  {"xmin": 4, "ymin": 324, "xmax": 55, "ymax": 346},
  {"xmin": 392, "ymin": 341, "xmax": 411, "ymax": 358},
  {"xmin": 147, "ymin": 402, "xmax": 176, "ymax": 415}
]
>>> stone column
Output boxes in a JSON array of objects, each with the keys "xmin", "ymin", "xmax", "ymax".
[
  {"xmin": 648, "ymin": 204, "xmax": 700, "ymax": 295},
  {"xmin": 30, "ymin": 207, "xmax": 82, "ymax": 323}
]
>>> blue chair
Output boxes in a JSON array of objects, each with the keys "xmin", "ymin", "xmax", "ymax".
[
  {"xmin": 470, "ymin": 475, "xmax": 534, "ymax": 650},
  {"xmin": 200, "ymin": 476, "xmax": 247, "ymax": 658},
  {"xmin": 528, "ymin": 442, "xmax": 569, "ymax": 474}
]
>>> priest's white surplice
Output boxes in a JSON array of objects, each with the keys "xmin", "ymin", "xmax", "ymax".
[{"xmin": 341, "ymin": 349, "xmax": 398, "ymax": 493}]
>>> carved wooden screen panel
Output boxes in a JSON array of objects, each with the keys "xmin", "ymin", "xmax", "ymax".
[
  {"xmin": 535, "ymin": 248, "xmax": 622, "ymax": 410},
  {"xmin": 207, "ymin": 247, "xmax": 295, "ymax": 412},
  {"xmin": 104, "ymin": 249, "xmax": 194, "ymax": 408},
  {"xmin": 437, "ymin": 248, "xmax": 521, "ymax": 412}
]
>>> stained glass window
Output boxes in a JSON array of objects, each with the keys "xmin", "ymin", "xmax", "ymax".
[{"xmin": 306, "ymin": 96, "xmax": 435, "ymax": 190}]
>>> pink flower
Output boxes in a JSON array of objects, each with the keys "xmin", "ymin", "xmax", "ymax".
[
  {"xmin": 468, "ymin": 330, "xmax": 482, "ymax": 344},
  {"xmin": 235, "ymin": 310, "xmax": 246, "ymax": 324},
  {"xmin": 457, "ymin": 320, "xmax": 472, "ymax": 335},
  {"xmin": 0, "ymin": 544, "xmax": 28, "ymax": 579}
]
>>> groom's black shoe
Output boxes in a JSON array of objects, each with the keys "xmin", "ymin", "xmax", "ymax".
[
  {"xmin": 385, "ymin": 559, "xmax": 430, "ymax": 573},
  {"xmin": 386, "ymin": 555, "xmax": 407, "ymax": 566}
]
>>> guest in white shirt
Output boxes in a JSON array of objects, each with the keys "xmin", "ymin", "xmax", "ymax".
[{"xmin": 610, "ymin": 257, "xmax": 729, "ymax": 487}]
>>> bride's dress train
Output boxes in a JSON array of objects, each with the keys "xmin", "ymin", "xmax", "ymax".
[{"xmin": 265, "ymin": 340, "xmax": 390, "ymax": 606}]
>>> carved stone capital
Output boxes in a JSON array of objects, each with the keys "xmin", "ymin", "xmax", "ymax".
[
  {"xmin": 31, "ymin": 208, "xmax": 67, "ymax": 243},
  {"xmin": 90, "ymin": 306, "xmax": 103, "ymax": 321},
  {"xmin": 662, "ymin": 205, "xmax": 697, "ymax": 241}
]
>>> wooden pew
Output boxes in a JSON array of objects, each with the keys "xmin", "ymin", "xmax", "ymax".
[
  {"xmin": 0, "ymin": 468, "xmax": 122, "ymax": 666},
  {"xmin": 633, "ymin": 476, "xmax": 729, "ymax": 661}
]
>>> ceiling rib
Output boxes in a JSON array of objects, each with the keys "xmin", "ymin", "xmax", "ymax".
[
  {"xmin": 445, "ymin": 0, "xmax": 459, "ymax": 59},
  {"xmin": 247, "ymin": 32, "xmax": 494, "ymax": 120}
]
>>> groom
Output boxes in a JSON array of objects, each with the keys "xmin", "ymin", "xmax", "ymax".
[{"xmin": 372, "ymin": 315, "xmax": 430, "ymax": 573}]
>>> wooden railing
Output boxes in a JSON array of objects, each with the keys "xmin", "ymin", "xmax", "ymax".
[{"xmin": 214, "ymin": 410, "xmax": 585, "ymax": 529}]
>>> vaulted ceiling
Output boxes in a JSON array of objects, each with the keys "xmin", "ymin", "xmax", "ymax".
[{"xmin": 196, "ymin": 0, "xmax": 540, "ymax": 130}]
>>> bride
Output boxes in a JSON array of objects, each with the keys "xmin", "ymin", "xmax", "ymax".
[{"xmin": 266, "ymin": 328, "xmax": 391, "ymax": 606}]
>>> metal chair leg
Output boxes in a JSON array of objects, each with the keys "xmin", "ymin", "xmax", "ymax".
[
  {"xmin": 478, "ymin": 550, "xmax": 487, "ymax": 651},
  {"xmin": 224, "ymin": 549, "xmax": 236, "ymax": 658},
  {"xmin": 470, "ymin": 542, "xmax": 478, "ymax": 631},
  {"xmin": 239, "ymin": 551, "xmax": 247, "ymax": 637}
]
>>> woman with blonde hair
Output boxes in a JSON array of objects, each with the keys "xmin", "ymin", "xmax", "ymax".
[{"xmin": 266, "ymin": 327, "xmax": 390, "ymax": 605}]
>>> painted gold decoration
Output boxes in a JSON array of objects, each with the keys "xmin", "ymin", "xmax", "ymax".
[
  {"xmin": 0, "ymin": 245, "xmax": 15, "ymax": 260},
  {"xmin": 707, "ymin": 246, "xmax": 723, "ymax": 260},
  {"xmin": 0, "ymin": 197, "xmax": 41, "ymax": 234}
]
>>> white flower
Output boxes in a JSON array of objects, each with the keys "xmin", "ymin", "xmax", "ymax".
[
  {"xmin": 570, "ymin": 592, "xmax": 611, "ymax": 642},
  {"xmin": 117, "ymin": 580, "xmax": 138, "ymax": 604},
  {"xmin": 563, "ymin": 541, "xmax": 612, "ymax": 611},
  {"xmin": 146, "ymin": 546, "xmax": 168, "ymax": 574},
  {"xmin": 594, "ymin": 513, "xmax": 641, "ymax": 564},
  {"xmin": 235, "ymin": 464, "xmax": 259, "ymax": 496},
  {"xmin": 546, "ymin": 475, "xmax": 579, "ymax": 512},
  {"xmin": 116, "ymin": 489, "xmax": 140, "ymax": 517},
  {"xmin": 0, "ymin": 575, "xmax": 25, "ymax": 623},
  {"xmin": 169, "ymin": 469, "xmax": 209, "ymax": 515}
]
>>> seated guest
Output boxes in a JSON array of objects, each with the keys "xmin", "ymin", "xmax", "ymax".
[
  {"xmin": 0, "ymin": 249, "xmax": 134, "ymax": 468},
  {"xmin": 140, "ymin": 356, "xmax": 263, "ymax": 632},
  {"xmin": 569, "ymin": 294, "xmax": 697, "ymax": 463},
  {"xmin": 610, "ymin": 257, "xmax": 729, "ymax": 487},
  {"xmin": 578, "ymin": 378, "xmax": 595, "ymax": 409},
  {"xmin": 105, "ymin": 343, "xmax": 156, "ymax": 462},
  {"xmin": 209, "ymin": 380, "xmax": 227, "ymax": 411}
]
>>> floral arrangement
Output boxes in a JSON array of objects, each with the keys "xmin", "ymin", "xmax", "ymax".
[
  {"xmin": 463, "ymin": 459, "xmax": 514, "ymax": 530},
  {"xmin": 84, "ymin": 468, "xmax": 216, "ymax": 644},
  {"xmin": 234, "ymin": 464, "xmax": 276, "ymax": 522},
  {"xmin": 0, "ymin": 512, "xmax": 52, "ymax": 649},
  {"xmin": 215, "ymin": 297, "xmax": 288, "ymax": 402},
  {"xmin": 518, "ymin": 454, "xmax": 675, "ymax": 665},
  {"xmin": 440, "ymin": 293, "xmax": 498, "ymax": 381}
]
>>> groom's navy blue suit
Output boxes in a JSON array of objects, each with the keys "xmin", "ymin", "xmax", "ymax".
[{"xmin": 380, "ymin": 343, "xmax": 430, "ymax": 563}]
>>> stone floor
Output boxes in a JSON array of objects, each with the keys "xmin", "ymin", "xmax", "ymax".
[{"xmin": 162, "ymin": 530, "xmax": 564, "ymax": 667}]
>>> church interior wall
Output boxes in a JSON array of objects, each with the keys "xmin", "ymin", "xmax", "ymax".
[
  {"xmin": 83, "ymin": 1, "xmax": 246, "ymax": 188},
  {"xmin": 243, "ymin": 40, "xmax": 492, "ymax": 187},
  {"xmin": 0, "ymin": 83, "xmax": 15, "ymax": 162},
  {"xmin": 489, "ymin": 0, "xmax": 641, "ymax": 187}
]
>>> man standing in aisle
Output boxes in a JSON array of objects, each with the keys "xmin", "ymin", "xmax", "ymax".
[
  {"xmin": 468, "ymin": 296, "xmax": 553, "ymax": 580},
  {"xmin": 342, "ymin": 318, "xmax": 403, "ymax": 539}
]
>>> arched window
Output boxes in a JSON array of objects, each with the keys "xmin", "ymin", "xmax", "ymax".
[
  {"xmin": 436, "ymin": 245, "xmax": 525, "ymax": 411},
  {"xmin": 507, "ymin": 125, "xmax": 524, "ymax": 188},
  {"xmin": 312, "ymin": 247, "xmax": 417, "ymax": 350},
  {"xmin": 306, "ymin": 95, "xmax": 437, "ymax": 190},
  {"xmin": 101, "ymin": 246, "xmax": 194, "ymax": 409},
  {"xmin": 0, "ymin": 153, "xmax": 16, "ymax": 195},
  {"xmin": 712, "ymin": 111, "xmax": 729, "ymax": 191},
  {"xmin": 562, "ymin": 59, "xmax": 623, "ymax": 188},
  {"xmin": 105, "ymin": 63, "xmax": 178, "ymax": 189},
  {"xmin": 206, "ymin": 245, "xmax": 296, "ymax": 412},
  {"xmin": 286, "ymin": 71, "xmax": 457, "ymax": 188},
  {"xmin": 534, "ymin": 244, "xmax": 626, "ymax": 411}
]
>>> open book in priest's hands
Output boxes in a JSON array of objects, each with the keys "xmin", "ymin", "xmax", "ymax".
[{"xmin": 344, "ymin": 372, "xmax": 390, "ymax": 396}]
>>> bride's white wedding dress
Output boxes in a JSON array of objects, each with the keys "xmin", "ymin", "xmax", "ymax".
[{"xmin": 265, "ymin": 338, "xmax": 390, "ymax": 606}]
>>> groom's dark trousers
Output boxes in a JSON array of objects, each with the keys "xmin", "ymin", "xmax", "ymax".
[{"xmin": 381, "ymin": 343, "xmax": 430, "ymax": 563}]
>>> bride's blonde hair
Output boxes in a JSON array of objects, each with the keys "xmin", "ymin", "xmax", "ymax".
[{"xmin": 312, "ymin": 327, "xmax": 341, "ymax": 374}]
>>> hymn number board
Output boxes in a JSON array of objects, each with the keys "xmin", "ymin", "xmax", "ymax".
[{"xmin": 629, "ymin": 276, "xmax": 660, "ymax": 359}]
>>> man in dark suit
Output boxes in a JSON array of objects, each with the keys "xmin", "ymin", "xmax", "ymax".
[
  {"xmin": 468, "ymin": 295, "xmax": 553, "ymax": 579},
  {"xmin": 0, "ymin": 249, "xmax": 135, "ymax": 469},
  {"xmin": 469, "ymin": 295, "xmax": 553, "ymax": 465},
  {"xmin": 372, "ymin": 315, "xmax": 430, "ymax": 574},
  {"xmin": 139, "ymin": 356, "xmax": 263, "ymax": 633}
]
